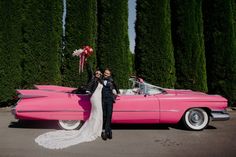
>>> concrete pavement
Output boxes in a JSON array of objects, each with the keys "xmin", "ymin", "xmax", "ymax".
[{"xmin": 0, "ymin": 107, "xmax": 235, "ymax": 157}]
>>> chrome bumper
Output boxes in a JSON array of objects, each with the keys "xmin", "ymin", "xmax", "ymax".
[
  {"xmin": 11, "ymin": 107, "xmax": 16, "ymax": 115},
  {"xmin": 211, "ymin": 110, "xmax": 230, "ymax": 121}
]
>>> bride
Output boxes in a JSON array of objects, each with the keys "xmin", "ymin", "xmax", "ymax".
[{"xmin": 35, "ymin": 70, "xmax": 103, "ymax": 149}]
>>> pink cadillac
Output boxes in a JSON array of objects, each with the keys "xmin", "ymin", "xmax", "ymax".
[{"xmin": 11, "ymin": 78, "xmax": 229, "ymax": 131}]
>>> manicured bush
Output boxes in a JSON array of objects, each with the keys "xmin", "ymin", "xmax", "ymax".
[
  {"xmin": 21, "ymin": 0, "xmax": 62, "ymax": 88},
  {"xmin": 135, "ymin": 0, "xmax": 176, "ymax": 88},
  {"xmin": 97, "ymin": 0, "xmax": 131, "ymax": 88},
  {"xmin": 203, "ymin": 0, "xmax": 236, "ymax": 105},
  {"xmin": 171, "ymin": 0, "xmax": 207, "ymax": 92},
  {"xmin": 62, "ymin": 0, "xmax": 97, "ymax": 87},
  {"xmin": 0, "ymin": 0, "xmax": 23, "ymax": 104}
]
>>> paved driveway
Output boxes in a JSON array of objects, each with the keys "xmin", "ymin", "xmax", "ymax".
[{"xmin": 0, "ymin": 108, "xmax": 235, "ymax": 157}]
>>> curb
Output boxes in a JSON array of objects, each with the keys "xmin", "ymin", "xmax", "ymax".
[
  {"xmin": 0, "ymin": 106, "xmax": 12, "ymax": 112},
  {"xmin": 226, "ymin": 107, "xmax": 236, "ymax": 112}
]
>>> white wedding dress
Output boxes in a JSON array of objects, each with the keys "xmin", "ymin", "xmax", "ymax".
[{"xmin": 35, "ymin": 83, "xmax": 103, "ymax": 149}]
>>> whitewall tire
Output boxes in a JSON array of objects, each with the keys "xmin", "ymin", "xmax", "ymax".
[
  {"xmin": 58, "ymin": 120, "xmax": 83, "ymax": 130},
  {"xmin": 183, "ymin": 108, "xmax": 209, "ymax": 131}
]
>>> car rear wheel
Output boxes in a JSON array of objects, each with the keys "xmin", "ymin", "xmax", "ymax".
[
  {"xmin": 183, "ymin": 108, "xmax": 209, "ymax": 131},
  {"xmin": 58, "ymin": 120, "xmax": 83, "ymax": 130}
]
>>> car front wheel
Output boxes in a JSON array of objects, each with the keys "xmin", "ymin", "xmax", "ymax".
[
  {"xmin": 183, "ymin": 108, "xmax": 209, "ymax": 131},
  {"xmin": 58, "ymin": 120, "xmax": 83, "ymax": 130}
]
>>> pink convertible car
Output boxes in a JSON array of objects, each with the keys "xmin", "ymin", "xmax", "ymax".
[{"xmin": 11, "ymin": 78, "xmax": 229, "ymax": 131}]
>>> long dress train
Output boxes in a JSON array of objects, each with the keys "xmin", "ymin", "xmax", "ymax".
[{"xmin": 35, "ymin": 83, "xmax": 103, "ymax": 149}]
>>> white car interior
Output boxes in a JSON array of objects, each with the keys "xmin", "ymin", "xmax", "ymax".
[{"xmin": 119, "ymin": 78, "xmax": 163, "ymax": 95}]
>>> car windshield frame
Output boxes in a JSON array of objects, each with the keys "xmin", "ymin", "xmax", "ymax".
[{"xmin": 129, "ymin": 78, "xmax": 165, "ymax": 95}]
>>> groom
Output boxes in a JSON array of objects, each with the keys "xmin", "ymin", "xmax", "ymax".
[{"xmin": 101, "ymin": 68, "xmax": 119, "ymax": 140}]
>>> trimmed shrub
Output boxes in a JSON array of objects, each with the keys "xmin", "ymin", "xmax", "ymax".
[
  {"xmin": 62, "ymin": 0, "xmax": 97, "ymax": 87},
  {"xmin": 97, "ymin": 0, "xmax": 131, "ymax": 88},
  {"xmin": 0, "ymin": 0, "xmax": 23, "ymax": 104},
  {"xmin": 171, "ymin": 0, "xmax": 208, "ymax": 92},
  {"xmin": 135, "ymin": 0, "xmax": 176, "ymax": 88},
  {"xmin": 203, "ymin": 0, "xmax": 236, "ymax": 105}
]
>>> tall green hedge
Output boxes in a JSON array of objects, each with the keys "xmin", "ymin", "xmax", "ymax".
[
  {"xmin": 233, "ymin": 0, "xmax": 236, "ymax": 105},
  {"xmin": 97, "ymin": 0, "xmax": 131, "ymax": 88},
  {"xmin": 203, "ymin": 0, "xmax": 236, "ymax": 105},
  {"xmin": 171, "ymin": 0, "xmax": 207, "ymax": 92},
  {"xmin": 0, "ymin": 0, "xmax": 23, "ymax": 103},
  {"xmin": 21, "ymin": 0, "xmax": 62, "ymax": 88},
  {"xmin": 135, "ymin": 0, "xmax": 176, "ymax": 88},
  {"xmin": 62, "ymin": 0, "xmax": 97, "ymax": 87}
]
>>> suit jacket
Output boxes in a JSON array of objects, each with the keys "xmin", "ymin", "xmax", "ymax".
[{"xmin": 102, "ymin": 77, "xmax": 120, "ymax": 102}]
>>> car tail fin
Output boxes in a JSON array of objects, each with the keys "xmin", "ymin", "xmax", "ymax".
[
  {"xmin": 16, "ymin": 90, "xmax": 48, "ymax": 99},
  {"xmin": 34, "ymin": 85, "xmax": 76, "ymax": 92}
]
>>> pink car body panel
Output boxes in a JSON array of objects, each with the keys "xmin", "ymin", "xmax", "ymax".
[{"xmin": 13, "ymin": 83, "xmax": 228, "ymax": 124}]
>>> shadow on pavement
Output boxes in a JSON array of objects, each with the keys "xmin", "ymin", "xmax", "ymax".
[
  {"xmin": 8, "ymin": 120, "xmax": 217, "ymax": 131},
  {"xmin": 205, "ymin": 125, "xmax": 217, "ymax": 129},
  {"xmin": 8, "ymin": 120, "xmax": 59, "ymax": 130},
  {"xmin": 9, "ymin": 120, "xmax": 172, "ymax": 130},
  {"xmin": 112, "ymin": 123, "xmax": 171, "ymax": 130}
]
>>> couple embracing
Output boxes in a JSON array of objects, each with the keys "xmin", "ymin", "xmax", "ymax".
[
  {"xmin": 35, "ymin": 68, "xmax": 119, "ymax": 149},
  {"xmin": 86, "ymin": 68, "xmax": 119, "ymax": 140}
]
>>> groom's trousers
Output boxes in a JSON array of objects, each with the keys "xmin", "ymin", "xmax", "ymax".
[{"xmin": 102, "ymin": 98, "xmax": 114, "ymax": 132}]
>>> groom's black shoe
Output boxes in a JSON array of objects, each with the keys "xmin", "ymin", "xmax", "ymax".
[
  {"xmin": 101, "ymin": 132, "xmax": 107, "ymax": 141},
  {"xmin": 107, "ymin": 131, "xmax": 112, "ymax": 139}
]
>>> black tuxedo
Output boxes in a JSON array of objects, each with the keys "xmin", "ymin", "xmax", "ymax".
[{"xmin": 102, "ymin": 77, "xmax": 119, "ymax": 133}]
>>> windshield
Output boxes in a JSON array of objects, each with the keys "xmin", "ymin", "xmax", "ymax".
[{"xmin": 129, "ymin": 78, "xmax": 164, "ymax": 95}]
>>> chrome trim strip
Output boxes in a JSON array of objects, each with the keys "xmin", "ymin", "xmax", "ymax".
[
  {"xmin": 116, "ymin": 110, "xmax": 179, "ymax": 112},
  {"xmin": 114, "ymin": 110, "xmax": 159, "ymax": 112},
  {"xmin": 17, "ymin": 109, "xmax": 179, "ymax": 113},
  {"xmin": 17, "ymin": 110, "xmax": 88, "ymax": 113},
  {"xmin": 159, "ymin": 109, "xmax": 179, "ymax": 112}
]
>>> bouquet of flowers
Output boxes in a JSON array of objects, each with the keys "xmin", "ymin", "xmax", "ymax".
[{"xmin": 72, "ymin": 46, "xmax": 93, "ymax": 73}]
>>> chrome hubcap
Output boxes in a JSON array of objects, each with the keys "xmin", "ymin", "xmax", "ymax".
[{"xmin": 188, "ymin": 110, "xmax": 204, "ymax": 126}]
